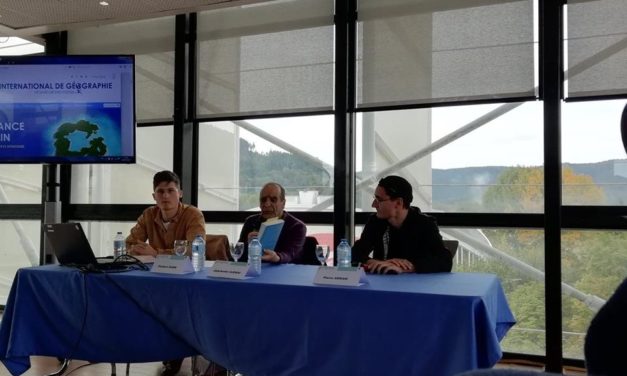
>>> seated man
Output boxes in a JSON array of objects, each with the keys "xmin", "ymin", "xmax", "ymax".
[
  {"xmin": 353, "ymin": 175, "xmax": 452, "ymax": 274},
  {"xmin": 126, "ymin": 170, "xmax": 206, "ymax": 257},
  {"xmin": 125, "ymin": 170, "xmax": 206, "ymax": 376},
  {"xmin": 238, "ymin": 182, "xmax": 306, "ymax": 264}
]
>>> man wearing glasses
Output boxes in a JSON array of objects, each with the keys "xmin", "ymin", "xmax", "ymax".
[{"xmin": 353, "ymin": 175, "xmax": 452, "ymax": 274}]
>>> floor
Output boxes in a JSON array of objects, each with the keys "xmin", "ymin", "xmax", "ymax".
[
  {"xmin": 0, "ymin": 356, "xmax": 587, "ymax": 376},
  {"xmin": 4, "ymin": 357, "xmax": 209, "ymax": 376}
]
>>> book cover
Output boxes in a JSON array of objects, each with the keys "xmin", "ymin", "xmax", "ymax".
[{"xmin": 258, "ymin": 218, "xmax": 285, "ymax": 250}]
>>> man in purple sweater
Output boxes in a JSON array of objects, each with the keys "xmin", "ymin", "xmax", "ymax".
[{"xmin": 238, "ymin": 182, "xmax": 307, "ymax": 264}]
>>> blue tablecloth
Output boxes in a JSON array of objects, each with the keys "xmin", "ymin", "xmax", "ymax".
[{"xmin": 0, "ymin": 264, "xmax": 515, "ymax": 376}]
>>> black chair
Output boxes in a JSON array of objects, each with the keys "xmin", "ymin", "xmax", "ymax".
[
  {"xmin": 299, "ymin": 236, "xmax": 320, "ymax": 265},
  {"xmin": 443, "ymin": 239, "xmax": 459, "ymax": 257}
]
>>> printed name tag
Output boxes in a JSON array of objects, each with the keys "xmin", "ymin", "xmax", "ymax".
[
  {"xmin": 207, "ymin": 260, "xmax": 252, "ymax": 279},
  {"xmin": 150, "ymin": 255, "xmax": 194, "ymax": 274},
  {"xmin": 314, "ymin": 266, "xmax": 368, "ymax": 286}
]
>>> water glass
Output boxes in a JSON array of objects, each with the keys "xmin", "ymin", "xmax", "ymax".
[
  {"xmin": 230, "ymin": 242, "xmax": 245, "ymax": 262},
  {"xmin": 315, "ymin": 245, "xmax": 330, "ymax": 266},
  {"xmin": 173, "ymin": 239, "xmax": 188, "ymax": 257}
]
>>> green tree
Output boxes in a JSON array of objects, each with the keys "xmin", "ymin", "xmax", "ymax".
[
  {"xmin": 475, "ymin": 166, "xmax": 621, "ymax": 359},
  {"xmin": 238, "ymin": 138, "xmax": 331, "ymax": 210}
]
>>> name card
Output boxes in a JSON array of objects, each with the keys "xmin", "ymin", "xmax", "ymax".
[
  {"xmin": 150, "ymin": 255, "xmax": 194, "ymax": 274},
  {"xmin": 314, "ymin": 266, "xmax": 368, "ymax": 287},
  {"xmin": 207, "ymin": 260, "xmax": 253, "ymax": 280}
]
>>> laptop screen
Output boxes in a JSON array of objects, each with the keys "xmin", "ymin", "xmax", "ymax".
[{"xmin": 44, "ymin": 223, "xmax": 100, "ymax": 266}]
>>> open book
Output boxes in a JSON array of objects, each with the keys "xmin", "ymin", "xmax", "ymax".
[{"xmin": 258, "ymin": 218, "xmax": 285, "ymax": 250}]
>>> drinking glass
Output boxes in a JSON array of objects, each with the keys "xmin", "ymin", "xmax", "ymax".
[
  {"xmin": 315, "ymin": 245, "xmax": 330, "ymax": 266},
  {"xmin": 173, "ymin": 239, "xmax": 188, "ymax": 257},
  {"xmin": 230, "ymin": 242, "xmax": 245, "ymax": 262}
]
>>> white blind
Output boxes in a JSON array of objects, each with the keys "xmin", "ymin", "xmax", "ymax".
[
  {"xmin": 358, "ymin": 0, "xmax": 535, "ymax": 107},
  {"xmin": 567, "ymin": 0, "xmax": 627, "ymax": 99},
  {"xmin": 68, "ymin": 17, "xmax": 175, "ymax": 122},
  {"xmin": 196, "ymin": 0, "xmax": 334, "ymax": 117}
]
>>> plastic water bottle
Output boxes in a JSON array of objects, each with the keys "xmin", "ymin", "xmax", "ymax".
[
  {"xmin": 113, "ymin": 231, "xmax": 126, "ymax": 258},
  {"xmin": 248, "ymin": 236, "xmax": 262, "ymax": 276},
  {"xmin": 337, "ymin": 239, "xmax": 352, "ymax": 268},
  {"xmin": 191, "ymin": 234, "xmax": 206, "ymax": 272}
]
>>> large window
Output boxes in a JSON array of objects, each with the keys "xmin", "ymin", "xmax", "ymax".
[
  {"xmin": 68, "ymin": 17, "xmax": 175, "ymax": 122},
  {"xmin": 0, "ymin": 38, "xmax": 44, "ymax": 305},
  {"xmin": 357, "ymin": 0, "xmax": 536, "ymax": 107},
  {"xmin": 443, "ymin": 227, "xmax": 546, "ymax": 356},
  {"xmin": 356, "ymin": 103, "xmax": 544, "ymax": 213},
  {"xmin": 0, "ymin": 220, "xmax": 40, "ymax": 303},
  {"xmin": 560, "ymin": 230, "xmax": 627, "ymax": 359},
  {"xmin": 562, "ymin": 100, "xmax": 627, "ymax": 205},
  {"xmin": 196, "ymin": 0, "xmax": 334, "ymax": 117},
  {"xmin": 566, "ymin": 0, "xmax": 627, "ymax": 99},
  {"xmin": 70, "ymin": 126, "xmax": 173, "ymax": 204},
  {"xmin": 68, "ymin": 15, "xmax": 175, "ymax": 205},
  {"xmin": 198, "ymin": 115, "xmax": 333, "ymax": 212}
]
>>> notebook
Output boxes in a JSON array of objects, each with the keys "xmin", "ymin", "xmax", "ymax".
[
  {"xmin": 43, "ymin": 222, "xmax": 131, "ymax": 271},
  {"xmin": 258, "ymin": 218, "xmax": 284, "ymax": 250}
]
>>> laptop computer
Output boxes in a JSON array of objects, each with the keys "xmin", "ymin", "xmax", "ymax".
[{"xmin": 43, "ymin": 222, "xmax": 131, "ymax": 272}]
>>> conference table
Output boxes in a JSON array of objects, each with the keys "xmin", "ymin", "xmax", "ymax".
[{"xmin": 0, "ymin": 263, "xmax": 515, "ymax": 376}]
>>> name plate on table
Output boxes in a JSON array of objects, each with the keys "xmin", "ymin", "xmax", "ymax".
[
  {"xmin": 150, "ymin": 255, "xmax": 194, "ymax": 274},
  {"xmin": 207, "ymin": 260, "xmax": 255, "ymax": 279},
  {"xmin": 314, "ymin": 266, "xmax": 368, "ymax": 287}
]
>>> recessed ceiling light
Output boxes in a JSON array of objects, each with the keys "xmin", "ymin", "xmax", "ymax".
[{"xmin": 99, "ymin": 1, "xmax": 109, "ymax": 6}]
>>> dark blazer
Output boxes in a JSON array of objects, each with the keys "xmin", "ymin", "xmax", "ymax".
[
  {"xmin": 585, "ymin": 277, "xmax": 627, "ymax": 375},
  {"xmin": 353, "ymin": 206, "xmax": 452, "ymax": 273}
]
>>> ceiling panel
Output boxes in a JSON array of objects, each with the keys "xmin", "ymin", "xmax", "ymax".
[{"xmin": 0, "ymin": 0, "xmax": 271, "ymax": 36}]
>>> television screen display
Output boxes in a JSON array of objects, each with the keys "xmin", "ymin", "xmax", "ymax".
[{"xmin": 0, "ymin": 55, "xmax": 135, "ymax": 164}]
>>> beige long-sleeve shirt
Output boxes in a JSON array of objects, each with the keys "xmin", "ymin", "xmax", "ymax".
[{"xmin": 126, "ymin": 203, "xmax": 206, "ymax": 255}]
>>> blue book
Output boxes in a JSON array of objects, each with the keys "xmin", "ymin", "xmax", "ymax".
[{"xmin": 258, "ymin": 218, "xmax": 284, "ymax": 250}]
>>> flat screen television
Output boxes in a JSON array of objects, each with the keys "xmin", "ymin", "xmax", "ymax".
[{"xmin": 0, "ymin": 55, "xmax": 136, "ymax": 164}]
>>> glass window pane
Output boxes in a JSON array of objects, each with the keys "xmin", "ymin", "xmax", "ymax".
[
  {"xmin": 0, "ymin": 165, "xmax": 43, "ymax": 203},
  {"xmin": 566, "ymin": 0, "xmax": 627, "ymax": 99},
  {"xmin": 0, "ymin": 37, "xmax": 44, "ymax": 55},
  {"xmin": 70, "ymin": 126, "xmax": 172, "ymax": 204},
  {"xmin": 562, "ymin": 100, "xmax": 627, "ymax": 205},
  {"xmin": 445, "ymin": 226, "xmax": 546, "ymax": 356},
  {"xmin": 68, "ymin": 17, "xmax": 175, "ymax": 121},
  {"xmin": 197, "ymin": 0, "xmax": 334, "ymax": 116},
  {"xmin": 80, "ymin": 221, "xmax": 138, "ymax": 258},
  {"xmin": 358, "ymin": 0, "xmax": 536, "ymax": 107},
  {"xmin": 561, "ymin": 229, "xmax": 627, "ymax": 359},
  {"xmin": 198, "ymin": 115, "xmax": 333, "ymax": 211},
  {"xmin": 356, "ymin": 103, "xmax": 544, "ymax": 213},
  {"xmin": 0, "ymin": 220, "xmax": 41, "ymax": 305}
]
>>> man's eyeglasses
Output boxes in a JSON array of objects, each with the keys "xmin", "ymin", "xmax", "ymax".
[{"xmin": 372, "ymin": 195, "xmax": 392, "ymax": 203}]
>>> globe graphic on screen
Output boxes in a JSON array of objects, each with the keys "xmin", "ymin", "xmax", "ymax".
[{"xmin": 53, "ymin": 120, "xmax": 108, "ymax": 157}]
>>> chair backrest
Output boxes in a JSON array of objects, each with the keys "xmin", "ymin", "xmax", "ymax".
[
  {"xmin": 299, "ymin": 236, "xmax": 320, "ymax": 265},
  {"xmin": 205, "ymin": 234, "xmax": 229, "ymax": 261},
  {"xmin": 443, "ymin": 239, "xmax": 459, "ymax": 258}
]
